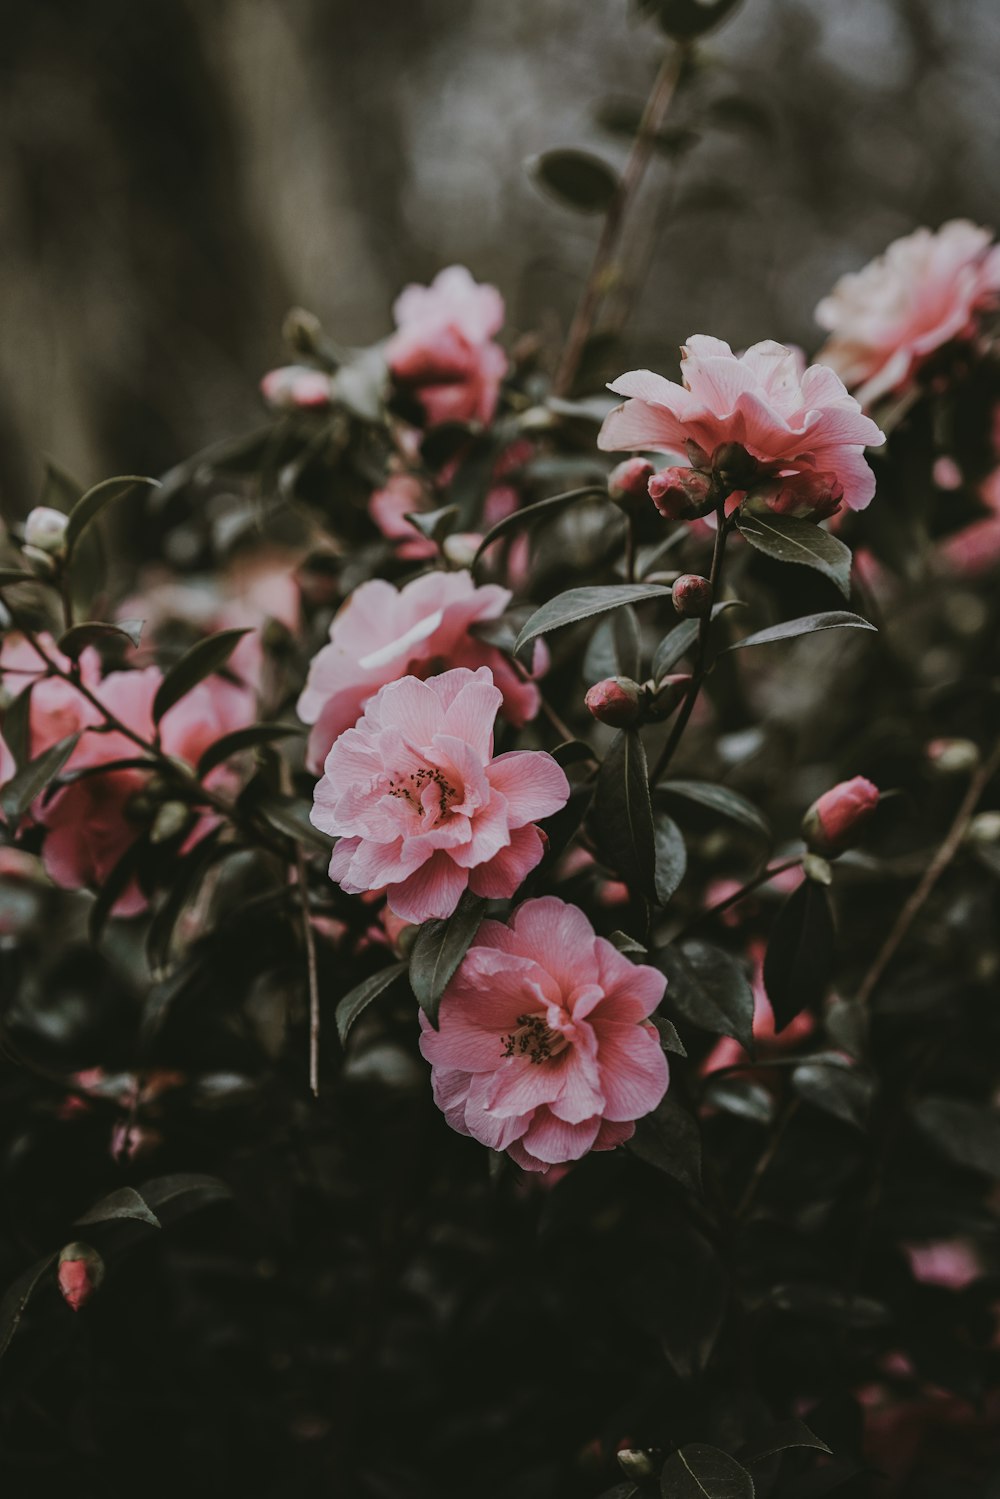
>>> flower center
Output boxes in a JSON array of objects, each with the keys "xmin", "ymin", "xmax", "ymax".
[
  {"xmin": 385, "ymin": 766, "xmax": 460, "ymax": 825},
  {"xmin": 501, "ymin": 1013, "xmax": 568, "ymax": 1066}
]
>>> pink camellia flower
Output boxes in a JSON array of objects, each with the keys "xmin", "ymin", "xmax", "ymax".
[
  {"xmin": 311, "ymin": 667, "xmax": 568, "ymax": 923},
  {"xmin": 815, "ymin": 221, "xmax": 1000, "ymax": 407},
  {"xmin": 297, "ymin": 570, "xmax": 541, "ymax": 771},
  {"xmin": 386, "ymin": 265, "xmax": 508, "ymax": 427},
  {"xmin": 801, "ymin": 775, "xmax": 880, "ymax": 858},
  {"xmin": 598, "ymin": 336, "xmax": 885, "ymax": 512},
  {"xmin": 369, "ymin": 473, "xmax": 438, "ymax": 560},
  {"xmin": 418, "ymin": 896, "xmax": 669, "ymax": 1171},
  {"xmin": 260, "ymin": 364, "xmax": 334, "ymax": 410}
]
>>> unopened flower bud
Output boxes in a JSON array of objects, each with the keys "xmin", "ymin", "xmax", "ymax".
[
  {"xmin": 585, "ymin": 676, "xmax": 643, "ymax": 728},
  {"xmin": 260, "ymin": 365, "xmax": 333, "ymax": 411},
  {"xmin": 23, "ymin": 506, "xmax": 69, "ymax": 558},
  {"xmin": 647, "ymin": 672, "xmax": 692, "ymax": 720},
  {"xmin": 711, "ymin": 442, "xmax": 759, "ymax": 492},
  {"xmin": 608, "ymin": 458, "xmax": 655, "ymax": 507},
  {"xmin": 282, "ymin": 306, "xmax": 324, "ymax": 357},
  {"xmin": 802, "ymin": 776, "xmax": 879, "ymax": 858},
  {"xmin": 57, "ymin": 1242, "xmax": 105, "ymax": 1312},
  {"xmin": 648, "ymin": 466, "xmax": 715, "ymax": 521},
  {"xmin": 442, "ymin": 531, "xmax": 483, "ymax": 569},
  {"xmin": 672, "ymin": 573, "xmax": 712, "ymax": 618},
  {"xmin": 744, "ymin": 470, "xmax": 843, "ymax": 522},
  {"xmin": 967, "ymin": 810, "xmax": 1000, "ymax": 846},
  {"xmin": 926, "ymin": 737, "xmax": 980, "ymax": 776},
  {"xmin": 150, "ymin": 799, "xmax": 194, "ymax": 845},
  {"xmin": 617, "ymin": 1449, "xmax": 658, "ymax": 1481}
]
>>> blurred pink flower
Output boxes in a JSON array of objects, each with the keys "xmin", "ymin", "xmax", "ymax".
[
  {"xmin": 598, "ymin": 336, "xmax": 884, "ymax": 512},
  {"xmin": 312, "ymin": 667, "xmax": 567, "ymax": 922},
  {"xmin": 903, "ymin": 1239, "xmax": 981, "ymax": 1290},
  {"xmin": 369, "ymin": 473, "xmax": 438, "ymax": 560},
  {"xmin": 419, "ymin": 896, "xmax": 669, "ymax": 1172},
  {"xmin": 297, "ymin": 570, "xmax": 541, "ymax": 771},
  {"xmin": 260, "ymin": 364, "xmax": 334, "ymax": 410},
  {"xmin": 387, "ymin": 266, "xmax": 507, "ymax": 427},
  {"xmin": 815, "ymin": 221, "xmax": 1000, "ymax": 406}
]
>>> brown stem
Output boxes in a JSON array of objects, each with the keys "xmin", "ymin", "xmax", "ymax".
[
  {"xmin": 552, "ymin": 45, "xmax": 685, "ymax": 398},
  {"xmin": 296, "ymin": 844, "xmax": 322, "ymax": 1098},
  {"xmin": 648, "ymin": 505, "xmax": 731, "ymax": 786},
  {"xmin": 734, "ymin": 1098, "xmax": 800, "ymax": 1221},
  {"xmin": 855, "ymin": 735, "xmax": 1000, "ymax": 1008}
]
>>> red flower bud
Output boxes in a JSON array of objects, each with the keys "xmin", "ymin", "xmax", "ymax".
[
  {"xmin": 648, "ymin": 466, "xmax": 715, "ymax": 521},
  {"xmin": 608, "ymin": 458, "xmax": 655, "ymax": 506},
  {"xmin": 585, "ymin": 676, "xmax": 643, "ymax": 727},
  {"xmin": 57, "ymin": 1242, "xmax": 105, "ymax": 1312},
  {"xmin": 672, "ymin": 573, "xmax": 713, "ymax": 618},
  {"xmin": 744, "ymin": 470, "xmax": 844, "ymax": 521},
  {"xmin": 801, "ymin": 776, "xmax": 879, "ymax": 857}
]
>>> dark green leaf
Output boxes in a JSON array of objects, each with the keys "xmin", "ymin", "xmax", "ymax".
[
  {"xmin": 654, "ymin": 1228, "xmax": 729, "ymax": 1380},
  {"xmin": 593, "ymin": 729, "xmax": 656, "ymax": 899},
  {"xmin": 654, "ymin": 811, "xmax": 687, "ymax": 904},
  {"xmin": 910, "ymin": 1096, "xmax": 1000, "ymax": 1178},
  {"xmin": 613, "ymin": 604, "xmax": 642, "ymax": 680},
  {"xmin": 628, "ymin": 1093, "xmax": 701, "ymax": 1192},
  {"xmin": 703, "ymin": 1075, "xmax": 774, "ymax": 1124},
  {"xmin": 39, "ymin": 455, "xmax": 83, "ymax": 511},
  {"xmin": 0, "ymin": 568, "xmax": 44, "ymax": 588},
  {"xmin": 660, "ymin": 1444, "xmax": 754, "ymax": 1499},
  {"xmin": 723, "ymin": 611, "xmax": 875, "ymax": 652},
  {"xmin": 152, "ymin": 628, "xmax": 251, "ymax": 723},
  {"xmin": 252, "ymin": 793, "xmax": 333, "ymax": 852},
  {"xmin": 58, "ymin": 618, "xmax": 144, "ymax": 658},
  {"xmin": 737, "ymin": 511, "xmax": 853, "ymax": 598},
  {"xmin": 652, "ymin": 601, "xmax": 744, "ymax": 681},
  {"xmin": 767, "ymin": 1283, "xmax": 889, "ymax": 1327},
  {"xmin": 197, "ymin": 723, "xmax": 302, "ymax": 777},
  {"xmin": 336, "ymin": 961, "xmax": 409, "ymax": 1044},
  {"xmin": 403, "ymin": 504, "xmax": 458, "ymax": 543},
  {"xmin": 146, "ymin": 829, "xmax": 232, "ymax": 977},
  {"xmin": 657, "ymin": 939, "xmax": 755, "ymax": 1052},
  {"xmin": 740, "ymin": 1420, "xmax": 832, "ymax": 1466},
  {"xmin": 610, "ymin": 930, "xmax": 648, "ymax": 958},
  {"xmin": 792, "ymin": 1055, "xmax": 873, "ymax": 1130},
  {"xmin": 529, "ymin": 148, "xmax": 619, "ymax": 213},
  {"xmin": 474, "ymin": 486, "xmax": 605, "ymax": 563},
  {"xmin": 514, "ymin": 584, "xmax": 671, "ymax": 661},
  {"xmin": 0, "ymin": 732, "xmax": 80, "ymax": 822},
  {"xmin": 138, "ymin": 1173, "xmax": 232, "ymax": 1223},
  {"xmin": 89, "ymin": 835, "xmax": 149, "ymax": 944},
  {"xmin": 75, "ymin": 1186, "xmax": 161, "ymax": 1229},
  {"xmin": 824, "ymin": 997, "xmax": 868, "ymax": 1059},
  {"xmin": 0, "ymin": 1253, "xmax": 57, "ymax": 1361},
  {"xmin": 652, "ymin": 1013, "xmax": 687, "ymax": 1056},
  {"xmin": 65, "ymin": 475, "xmax": 158, "ymax": 553},
  {"xmin": 409, "ymin": 891, "xmax": 487, "ymax": 1027},
  {"xmin": 646, "ymin": 0, "xmax": 744, "ymax": 41},
  {"xmin": 660, "ymin": 779, "xmax": 771, "ymax": 842},
  {"xmin": 551, "ymin": 738, "xmax": 597, "ymax": 768},
  {"xmin": 2, "ymin": 683, "xmax": 34, "ymax": 769},
  {"xmin": 763, "ymin": 879, "xmax": 835, "ymax": 1031}
]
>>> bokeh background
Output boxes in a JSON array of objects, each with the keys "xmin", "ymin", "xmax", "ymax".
[{"xmin": 2, "ymin": 0, "xmax": 999, "ymax": 506}]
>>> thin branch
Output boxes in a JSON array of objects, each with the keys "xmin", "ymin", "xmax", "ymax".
[
  {"xmin": 296, "ymin": 844, "xmax": 322, "ymax": 1098},
  {"xmin": 674, "ymin": 856, "xmax": 803, "ymax": 941},
  {"xmin": 855, "ymin": 735, "xmax": 1000, "ymax": 1008}
]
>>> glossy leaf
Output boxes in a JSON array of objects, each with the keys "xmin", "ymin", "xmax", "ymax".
[
  {"xmin": 197, "ymin": 723, "xmax": 303, "ymax": 778},
  {"xmin": 0, "ymin": 732, "xmax": 80, "ymax": 823},
  {"xmin": 58, "ymin": 618, "xmax": 144, "ymax": 658},
  {"xmin": 403, "ymin": 504, "xmax": 458, "ymax": 542},
  {"xmin": 336, "ymin": 961, "xmax": 409, "ymax": 1044},
  {"xmin": 65, "ymin": 474, "xmax": 158, "ymax": 553},
  {"xmin": 409, "ymin": 891, "xmax": 487, "ymax": 1028},
  {"xmin": 75, "ymin": 1186, "xmax": 162, "ymax": 1229},
  {"xmin": 593, "ymin": 728, "xmax": 657, "ymax": 899},
  {"xmin": 138, "ymin": 1173, "xmax": 232, "ymax": 1224},
  {"xmin": 657, "ymin": 939, "xmax": 755, "ymax": 1052},
  {"xmin": 740, "ymin": 1419, "xmax": 831, "ymax": 1466},
  {"xmin": 737, "ymin": 511, "xmax": 853, "ymax": 598},
  {"xmin": 660, "ymin": 779, "xmax": 771, "ymax": 842},
  {"xmin": 652, "ymin": 601, "xmax": 743, "ymax": 681},
  {"xmin": 723, "ymin": 610, "xmax": 875, "ymax": 652},
  {"xmin": 629, "ymin": 1093, "xmax": 702, "ymax": 1192},
  {"xmin": 660, "ymin": 1444, "xmax": 754, "ymax": 1499},
  {"xmin": 152, "ymin": 627, "xmax": 251, "ymax": 723},
  {"xmin": 528, "ymin": 148, "xmax": 619, "ymax": 213},
  {"xmin": 703, "ymin": 1075, "xmax": 774, "ymax": 1125},
  {"xmin": 474, "ymin": 486, "xmax": 605, "ymax": 563},
  {"xmin": 514, "ymin": 583, "xmax": 671, "ymax": 661},
  {"xmin": 763, "ymin": 878, "xmax": 835, "ymax": 1031},
  {"xmin": 252, "ymin": 793, "xmax": 333, "ymax": 853},
  {"xmin": 654, "ymin": 811, "xmax": 687, "ymax": 904},
  {"xmin": 0, "ymin": 1253, "xmax": 57, "ymax": 1361},
  {"xmin": 910, "ymin": 1096, "xmax": 1000, "ymax": 1178},
  {"xmin": 792, "ymin": 1055, "xmax": 873, "ymax": 1130}
]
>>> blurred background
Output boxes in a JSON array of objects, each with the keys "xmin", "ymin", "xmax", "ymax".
[{"xmin": 2, "ymin": 0, "xmax": 998, "ymax": 509}]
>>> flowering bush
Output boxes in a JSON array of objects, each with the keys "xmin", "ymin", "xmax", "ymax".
[{"xmin": 2, "ymin": 8, "xmax": 1000, "ymax": 1498}]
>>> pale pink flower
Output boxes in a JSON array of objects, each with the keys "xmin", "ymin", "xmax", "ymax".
[
  {"xmin": 260, "ymin": 364, "xmax": 334, "ymax": 410},
  {"xmin": 311, "ymin": 667, "xmax": 568, "ymax": 923},
  {"xmin": 369, "ymin": 473, "xmax": 438, "ymax": 560},
  {"xmin": 815, "ymin": 221, "xmax": 1000, "ymax": 406},
  {"xmin": 387, "ymin": 266, "xmax": 508, "ymax": 427},
  {"xmin": 297, "ymin": 570, "xmax": 541, "ymax": 771},
  {"xmin": 419, "ymin": 896, "xmax": 669, "ymax": 1172},
  {"xmin": 598, "ymin": 336, "xmax": 885, "ymax": 512}
]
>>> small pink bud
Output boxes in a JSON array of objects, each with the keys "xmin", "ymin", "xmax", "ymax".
[
  {"xmin": 585, "ymin": 676, "xmax": 643, "ymax": 728},
  {"xmin": 260, "ymin": 365, "xmax": 333, "ymax": 411},
  {"xmin": 647, "ymin": 672, "xmax": 692, "ymax": 720},
  {"xmin": 672, "ymin": 573, "xmax": 712, "ymax": 618},
  {"xmin": 608, "ymin": 458, "xmax": 655, "ymax": 506},
  {"xmin": 745, "ymin": 470, "xmax": 843, "ymax": 522},
  {"xmin": 802, "ymin": 776, "xmax": 879, "ymax": 857},
  {"xmin": 926, "ymin": 737, "xmax": 980, "ymax": 775},
  {"xmin": 648, "ymin": 466, "xmax": 715, "ymax": 521},
  {"xmin": 57, "ymin": 1242, "xmax": 105, "ymax": 1312}
]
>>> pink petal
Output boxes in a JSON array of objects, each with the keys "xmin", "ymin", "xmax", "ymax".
[{"xmin": 486, "ymin": 751, "xmax": 569, "ymax": 827}]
